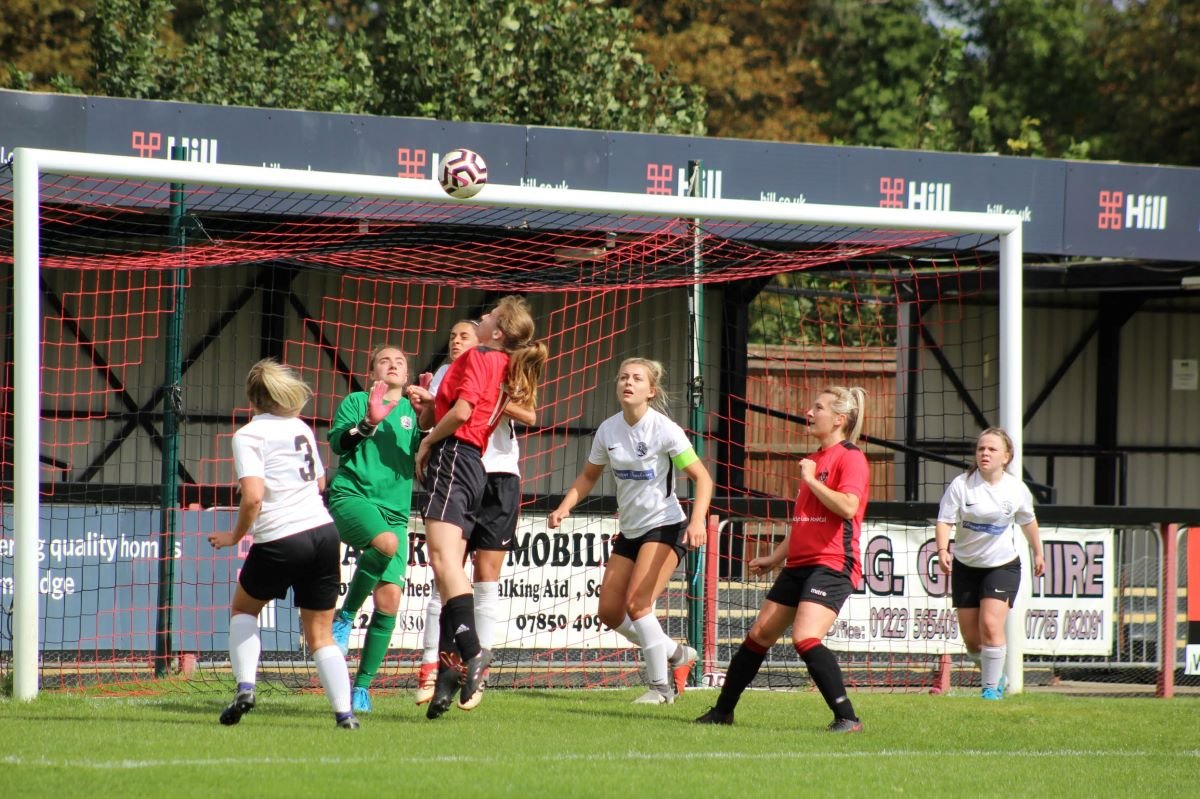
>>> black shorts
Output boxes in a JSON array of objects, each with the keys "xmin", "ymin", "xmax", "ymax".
[
  {"xmin": 238, "ymin": 522, "xmax": 341, "ymax": 610},
  {"xmin": 421, "ymin": 438, "xmax": 486, "ymax": 534},
  {"xmin": 951, "ymin": 557, "xmax": 1021, "ymax": 609},
  {"xmin": 766, "ymin": 565, "xmax": 853, "ymax": 613},
  {"xmin": 611, "ymin": 520, "xmax": 687, "ymax": 564},
  {"xmin": 469, "ymin": 472, "xmax": 520, "ymax": 553}
]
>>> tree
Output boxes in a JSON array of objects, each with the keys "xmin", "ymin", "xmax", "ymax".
[
  {"xmin": 1, "ymin": 0, "xmax": 95, "ymax": 92},
  {"xmin": 619, "ymin": 0, "xmax": 827, "ymax": 143},
  {"xmin": 8, "ymin": 1, "xmax": 1196, "ymax": 164},
  {"xmin": 375, "ymin": 0, "xmax": 705, "ymax": 134},
  {"xmin": 749, "ymin": 272, "xmax": 896, "ymax": 347},
  {"xmin": 806, "ymin": 0, "xmax": 967, "ymax": 151},
  {"xmin": 91, "ymin": 0, "xmax": 176, "ymax": 100},
  {"xmin": 81, "ymin": 0, "xmax": 705, "ymax": 133},
  {"xmin": 92, "ymin": 0, "xmax": 378, "ymax": 113},
  {"xmin": 1095, "ymin": 0, "xmax": 1200, "ymax": 166},
  {"xmin": 929, "ymin": 0, "xmax": 1107, "ymax": 159}
]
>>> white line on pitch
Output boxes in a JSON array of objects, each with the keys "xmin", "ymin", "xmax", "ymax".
[{"xmin": 3, "ymin": 750, "xmax": 1197, "ymax": 770}]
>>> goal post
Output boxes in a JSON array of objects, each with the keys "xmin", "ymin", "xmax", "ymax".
[{"xmin": 7, "ymin": 147, "xmax": 1025, "ymax": 701}]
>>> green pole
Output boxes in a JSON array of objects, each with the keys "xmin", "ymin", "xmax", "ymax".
[
  {"xmin": 685, "ymin": 160, "xmax": 705, "ymax": 684},
  {"xmin": 155, "ymin": 145, "xmax": 188, "ymax": 677}
]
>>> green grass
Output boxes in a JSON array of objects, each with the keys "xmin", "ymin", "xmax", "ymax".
[{"xmin": 2, "ymin": 688, "xmax": 1196, "ymax": 798}]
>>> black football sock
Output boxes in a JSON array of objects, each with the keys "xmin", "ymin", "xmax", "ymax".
[
  {"xmin": 797, "ymin": 639, "xmax": 857, "ymax": 721},
  {"xmin": 443, "ymin": 593, "xmax": 481, "ymax": 662},
  {"xmin": 715, "ymin": 637, "xmax": 768, "ymax": 714}
]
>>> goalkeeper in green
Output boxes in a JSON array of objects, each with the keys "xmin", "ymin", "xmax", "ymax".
[{"xmin": 328, "ymin": 344, "xmax": 420, "ymax": 714}]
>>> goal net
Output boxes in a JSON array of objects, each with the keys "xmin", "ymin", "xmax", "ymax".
[{"xmin": 1, "ymin": 150, "xmax": 1031, "ymax": 698}]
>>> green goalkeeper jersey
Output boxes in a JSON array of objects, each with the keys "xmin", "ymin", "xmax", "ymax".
[{"xmin": 327, "ymin": 391, "xmax": 419, "ymax": 521}]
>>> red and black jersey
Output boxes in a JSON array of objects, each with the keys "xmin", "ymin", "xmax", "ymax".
[
  {"xmin": 433, "ymin": 345, "xmax": 509, "ymax": 449},
  {"xmin": 785, "ymin": 440, "xmax": 870, "ymax": 583}
]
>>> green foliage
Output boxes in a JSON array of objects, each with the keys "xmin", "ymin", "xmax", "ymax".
[
  {"xmin": 930, "ymin": 0, "xmax": 1110, "ymax": 158},
  {"xmin": 0, "ymin": 0, "xmax": 95, "ymax": 92},
  {"xmin": 375, "ymin": 0, "xmax": 705, "ymax": 134},
  {"xmin": 809, "ymin": 0, "xmax": 967, "ymax": 151},
  {"xmin": 749, "ymin": 272, "xmax": 896, "ymax": 347},
  {"xmin": 4, "ymin": 64, "xmax": 32, "ymax": 90},
  {"xmin": 171, "ymin": 1, "xmax": 378, "ymax": 112},
  {"xmin": 47, "ymin": 73, "xmax": 82, "ymax": 94},
  {"xmin": 5, "ymin": 0, "xmax": 1197, "ymax": 163},
  {"xmin": 92, "ymin": 0, "xmax": 175, "ymax": 99},
  {"xmin": 620, "ymin": 0, "xmax": 828, "ymax": 143},
  {"xmin": 1006, "ymin": 117, "xmax": 1046, "ymax": 158},
  {"xmin": 80, "ymin": 0, "xmax": 702, "ymax": 132},
  {"xmin": 1094, "ymin": 0, "xmax": 1200, "ymax": 166},
  {"xmin": 623, "ymin": 0, "xmax": 1200, "ymax": 165},
  {"xmin": 93, "ymin": 0, "xmax": 378, "ymax": 112}
]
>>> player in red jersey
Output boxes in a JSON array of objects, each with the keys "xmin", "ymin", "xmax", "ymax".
[
  {"xmin": 697, "ymin": 386, "xmax": 869, "ymax": 733},
  {"xmin": 406, "ymin": 296, "xmax": 547, "ymax": 718}
]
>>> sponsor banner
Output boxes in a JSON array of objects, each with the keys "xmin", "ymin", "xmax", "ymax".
[
  {"xmin": 0, "ymin": 506, "xmax": 1119, "ymax": 658},
  {"xmin": 82, "ymin": 95, "xmax": 531, "ymax": 182},
  {"xmin": 525, "ymin": 127, "xmax": 612, "ymax": 191},
  {"xmin": 0, "ymin": 505, "xmax": 299, "ymax": 652},
  {"xmin": 1063, "ymin": 161, "xmax": 1198, "ymax": 260},
  {"xmin": 829, "ymin": 523, "xmax": 1113, "ymax": 657},
  {"xmin": 0, "ymin": 506, "xmax": 625, "ymax": 653},
  {"xmin": 606, "ymin": 130, "xmax": 838, "ymax": 204},
  {"xmin": 4, "ymin": 89, "xmax": 1200, "ymax": 262},
  {"xmin": 343, "ymin": 515, "xmax": 627, "ymax": 652},
  {"xmin": 1025, "ymin": 528, "xmax": 1114, "ymax": 656},
  {"xmin": 1186, "ymin": 645, "xmax": 1200, "ymax": 676}
]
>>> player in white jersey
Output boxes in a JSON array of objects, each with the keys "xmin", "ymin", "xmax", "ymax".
[
  {"xmin": 935, "ymin": 427, "xmax": 1043, "ymax": 700},
  {"xmin": 414, "ymin": 319, "xmax": 536, "ymax": 707},
  {"xmin": 207, "ymin": 358, "xmax": 357, "ymax": 729},
  {"xmin": 549, "ymin": 358, "xmax": 711, "ymax": 704}
]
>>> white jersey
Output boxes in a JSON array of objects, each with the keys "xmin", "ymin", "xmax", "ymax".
[
  {"xmin": 428, "ymin": 363, "xmax": 451, "ymax": 394},
  {"xmin": 936, "ymin": 470, "xmax": 1036, "ymax": 568},
  {"xmin": 431, "ymin": 363, "xmax": 520, "ymax": 475},
  {"xmin": 231, "ymin": 413, "xmax": 333, "ymax": 544},
  {"xmin": 481, "ymin": 418, "xmax": 520, "ymax": 475},
  {"xmin": 588, "ymin": 408, "xmax": 691, "ymax": 537}
]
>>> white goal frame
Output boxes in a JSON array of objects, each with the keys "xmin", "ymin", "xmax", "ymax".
[{"xmin": 9, "ymin": 147, "xmax": 1025, "ymax": 700}]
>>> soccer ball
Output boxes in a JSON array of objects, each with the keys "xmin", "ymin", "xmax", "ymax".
[{"xmin": 439, "ymin": 148, "xmax": 488, "ymax": 199}]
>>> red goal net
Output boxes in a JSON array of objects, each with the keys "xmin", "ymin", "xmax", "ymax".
[{"xmin": 2, "ymin": 169, "xmax": 1011, "ymax": 696}]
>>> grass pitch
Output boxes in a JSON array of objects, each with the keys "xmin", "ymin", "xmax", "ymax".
[{"xmin": 2, "ymin": 687, "xmax": 1196, "ymax": 798}]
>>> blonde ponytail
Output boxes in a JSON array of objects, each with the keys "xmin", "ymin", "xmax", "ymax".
[
  {"xmin": 821, "ymin": 385, "xmax": 867, "ymax": 444},
  {"xmin": 246, "ymin": 359, "xmax": 312, "ymax": 417}
]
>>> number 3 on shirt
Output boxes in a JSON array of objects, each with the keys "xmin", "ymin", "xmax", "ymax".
[{"xmin": 294, "ymin": 435, "xmax": 317, "ymax": 481}]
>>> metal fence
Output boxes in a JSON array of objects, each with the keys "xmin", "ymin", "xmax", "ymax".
[{"xmin": 703, "ymin": 517, "xmax": 1195, "ymax": 695}]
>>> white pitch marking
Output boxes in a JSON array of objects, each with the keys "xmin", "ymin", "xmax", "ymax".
[{"xmin": 2, "ymin": 749, "xmax": 1197, "ymax": 770}]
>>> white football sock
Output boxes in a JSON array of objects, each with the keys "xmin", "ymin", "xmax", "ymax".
[
  {"xmin": 631, "ymin": 614, "xmax": 671, "ymax": 688},
  {"xmin": 228, "ymin": 613, "xmax": 260, "ymax": 686},
  {"xmin": 615, "ymin": 614, "xmax": 644, "ymax": 647},
  {"xmin": 313, "ymin": 644, "xmax": 352, "ymax": 714},
  {"xmin": 980, "ymin": 645, "xmax": 1005, "ymax": 690},
  {"xmin": 421, "ymin": 584, "xmax": 443, "ymax": 664},
  {"xmin": 473, "ymin": 581, "xmax": 500, "ymax": 650}
]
